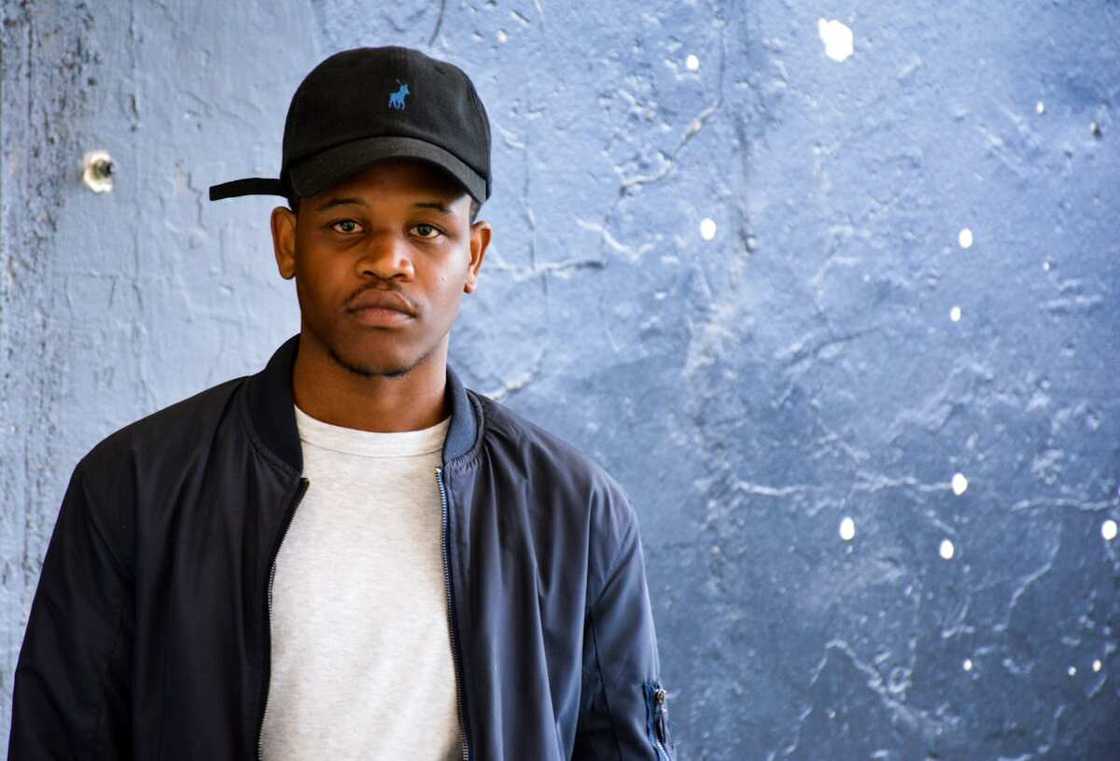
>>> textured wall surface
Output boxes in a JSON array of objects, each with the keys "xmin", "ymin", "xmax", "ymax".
[{"xmin": 2, "ymin": 0, "xmax": 1119, "ymax": 757}]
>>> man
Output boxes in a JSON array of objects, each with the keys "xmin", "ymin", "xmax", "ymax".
[{"xmin": 7, "ymin": 45, "xmax": 675, "ymax": 760}]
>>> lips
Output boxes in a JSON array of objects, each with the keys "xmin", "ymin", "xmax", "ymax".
[{"xmin": 346, "ymin": 289, "xmax": 416, "ymax": 316}]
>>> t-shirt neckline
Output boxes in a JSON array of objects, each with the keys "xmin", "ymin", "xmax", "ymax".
[{"xmin": 293, "ymin": 403, "xmax": 450, "ymax": 458}]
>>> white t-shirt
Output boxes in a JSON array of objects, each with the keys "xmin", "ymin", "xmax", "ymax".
[{"xmin": 259, "ymin": 403, "xmax": 462, "ymax": 760}]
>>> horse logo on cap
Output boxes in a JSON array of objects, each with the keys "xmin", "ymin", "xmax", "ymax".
[{"xmin": 388, "ymin": 80, "xmax": 410, "ymax": 110}]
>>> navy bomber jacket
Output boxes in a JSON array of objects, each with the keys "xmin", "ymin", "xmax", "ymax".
[{"xmin": 8, "ymin": 333, "xmax": 677, "ymax": 760}]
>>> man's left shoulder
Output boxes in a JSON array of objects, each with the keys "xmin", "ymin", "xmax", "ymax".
[{"xmin": 469, "ymin": 389, "xmax": 633, "ymax": 508}]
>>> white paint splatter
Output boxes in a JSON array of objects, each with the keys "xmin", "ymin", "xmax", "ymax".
[
  {"xmin": 949, "ymin": 305, "xmax": 962, "ymax": 322},
  {"xmin": 958, "ymin": 228, "xmax": 973, "ymax": 249},
  {"xmin": 699, "ymin": 217, "xmax": 717, "ymax": 241},
  {"xmin": 685, "ymin": 54, "xmax": 700, "ymax": 71},
  {"xmin": 818, "ymin": 18, "xmax": 854, "ymax": 62},
  {"xmin": 939, "ymin": 538, "xmax": 955, "ymax": 560},
  {"xmin": 1035, "ymin": 100, "xmax": 1045, "ymax": 115},
  {"xmin": 963, "ymin": 658, "xmax": 973, "ymax": 671},
  {"xmin": 496, "ymin": 29, "xmax": 508, "ymax": 44},
  {"xmin": 951, "ymin": 472, "xmax": 968, "ymax": 495},
  {"xmin": 839, "ymin": 516, "xmax": 856, "ymax": 541},
  {"xmin": 1093, "ymin": 659, "xmax": 1103, "ymax": 672},
  {"xmin": 1102, "ymin": 519, "xmax": 1118, "ymax": 541}
]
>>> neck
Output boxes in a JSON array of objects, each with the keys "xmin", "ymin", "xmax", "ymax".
[{"xmin": 290, "ymin": 328, "xmax": 450, "ymax": 433}]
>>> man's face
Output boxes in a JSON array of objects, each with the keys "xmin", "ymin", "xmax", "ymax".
[{"xmin": 270, "ymin": 157, "xmax": 491, "ymax": 378}]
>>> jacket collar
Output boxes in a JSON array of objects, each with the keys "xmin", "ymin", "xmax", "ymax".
[{"xmin": 243, "ymin": 332, "xmax": 481, "ymax": 476}]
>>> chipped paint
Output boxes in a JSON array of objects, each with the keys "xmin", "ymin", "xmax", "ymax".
[{"xmin": 3, "ymin": 0, "xmax": 1120, "ymax": 757}]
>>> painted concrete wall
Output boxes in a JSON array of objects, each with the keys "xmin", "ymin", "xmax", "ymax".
[{"xmin": 2, "ymin": 1, "xmax": 1118, "ymax": 757}]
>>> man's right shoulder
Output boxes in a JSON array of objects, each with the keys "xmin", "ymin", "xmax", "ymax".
[{"xmin": 76, "ymin": 374, "xmax": 249, "ymax": 480}]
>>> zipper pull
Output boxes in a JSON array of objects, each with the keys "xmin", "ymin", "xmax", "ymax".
[{"xmin": 653, "ymin": 686, "xmax": 671, "ymax": 752}]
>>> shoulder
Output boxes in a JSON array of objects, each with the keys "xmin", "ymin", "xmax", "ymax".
[
  {"xmin": 472, "ymin": 391, "xmax": 626, "ymax": 493},
  {"xmin": 469, "ymin": 389, "xmax": 636, "ymax": 529},
  {"xmin": 76, "ymin": 375, "xmax": 248, "ymax": 487},
  {"xmin": 59, "ymin": 375, "xmax": 248, "ymax": 568},
  {"xmin": 470, "ymin": 390, "xmax": 641, "ymax": 601}
]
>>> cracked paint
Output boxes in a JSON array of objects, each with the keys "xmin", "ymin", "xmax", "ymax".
[{"xmin": 2, "ymin": 0, "xmax": 1119, "ymax": 758}]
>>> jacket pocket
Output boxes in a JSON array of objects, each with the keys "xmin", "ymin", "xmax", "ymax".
[{"xmin": 642, "ymin": 678, "xmax": 674, "ymax": 759}]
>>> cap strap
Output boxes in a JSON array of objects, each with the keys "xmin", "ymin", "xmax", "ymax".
[{"xmin": 208, "ymin": 177, "xmax": 288, "ymax": 201}]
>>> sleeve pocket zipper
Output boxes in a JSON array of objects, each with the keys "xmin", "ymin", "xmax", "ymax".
[{"xmin": 642, "ymin": 679, "xmax": 674, "ymax": 759}]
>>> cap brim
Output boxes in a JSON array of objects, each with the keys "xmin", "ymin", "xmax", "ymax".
[{"xmin": 288, "ymin": 135, "xmax": 488, "ymax": 204}]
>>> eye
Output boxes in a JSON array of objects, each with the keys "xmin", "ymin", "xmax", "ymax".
[
  {"xmin": 412, "ymin": 223, "xmax": 443, "ymax": 240},
  {"xmin": 329, "ymin": 219, "xmax": 363, "ymax": 234}
]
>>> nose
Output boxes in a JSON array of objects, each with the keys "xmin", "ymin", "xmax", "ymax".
[{"xmin": 355, "ymin": 231, "xmax": 414, "ymax": 279}]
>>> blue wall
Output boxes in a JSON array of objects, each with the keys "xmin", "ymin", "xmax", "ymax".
[{"xmin": 2, "ymin": 1, "xmax": 1118, "ymax": 757}]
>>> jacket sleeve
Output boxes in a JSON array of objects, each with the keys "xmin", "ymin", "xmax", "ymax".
[
  {"xmin": 572, "ymin": 486, "xmax": 676, "ymax": 760},
  {"xmin": 8, "ymin": 459, "xmax": 133, "ymax": 760}
]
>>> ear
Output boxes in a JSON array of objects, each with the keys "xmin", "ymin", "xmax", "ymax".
[
  {"xmin": 464, "ymin": 219, "xmax": 492, "ymax": 294},
  {"xmin": 271, "ymin": 206, "xmax": 297, "ymax": 280}
]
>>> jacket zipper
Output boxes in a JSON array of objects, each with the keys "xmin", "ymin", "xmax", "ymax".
[
  {"xmin": 257, "ymin": 476, "xmax": 310, "ymax": 761},
  {"xmin": 652, "ymin": 686, "xmax": 671, "ymax": 759},
  {"xmin": 435, "ymin": 465, "xmax": 471, "ymax": 761}
]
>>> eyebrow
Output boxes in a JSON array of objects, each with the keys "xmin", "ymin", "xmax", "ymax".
[{"xmin": 314, "ymin": 197, "xmax": 455, "ymax": 215}]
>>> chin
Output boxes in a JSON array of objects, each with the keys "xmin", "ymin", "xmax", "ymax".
[{"xmin": 329, "ymin": 331, "xmax": 424, "ymax": 379}]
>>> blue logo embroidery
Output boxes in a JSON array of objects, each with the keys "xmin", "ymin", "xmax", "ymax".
[{"xmin": 388, "ymin": 80, "xmax": 410, "ymax": 110}]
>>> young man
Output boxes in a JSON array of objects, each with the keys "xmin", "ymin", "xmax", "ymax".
[{"xmin": 7, "ymin": 46, "xmax": 676, "ymax": 760}]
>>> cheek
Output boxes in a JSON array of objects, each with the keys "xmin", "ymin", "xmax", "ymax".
[
  {"xmin": 439, "ymin": 247, "xmax": 471, "ymax": 288},
  {"xmin": 433, "ymin": 261, "xmax": 461, "ymax": 291},
  {"xmin": 295, "ymin": 263, "xmax": 346, "ymax": 317}
]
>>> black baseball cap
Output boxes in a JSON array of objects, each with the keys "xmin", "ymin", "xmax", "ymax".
[{"xmin": 208, "ymin": 45, "xmax": 491, "ymax": 206}]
